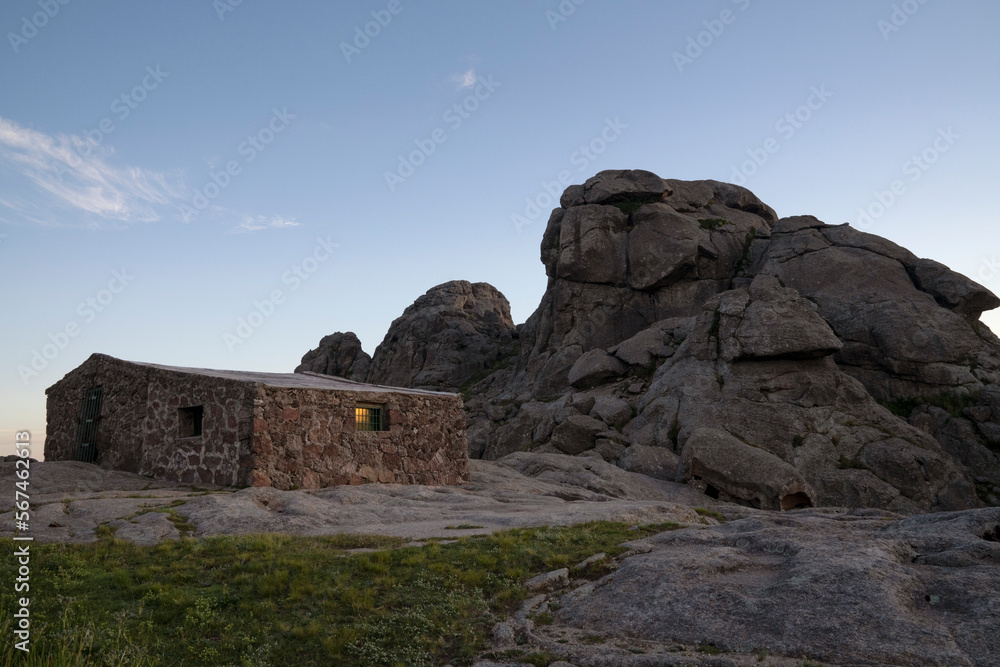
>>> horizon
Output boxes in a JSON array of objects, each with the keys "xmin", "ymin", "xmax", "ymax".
[{"xmin": 2, "ymin": 1, "xmax": 999, "ymax": 456}]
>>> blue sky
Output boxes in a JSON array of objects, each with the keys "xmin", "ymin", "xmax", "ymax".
[{"xmin": 2, "ymin": 0, "xmax": 998, "ymax": 456}]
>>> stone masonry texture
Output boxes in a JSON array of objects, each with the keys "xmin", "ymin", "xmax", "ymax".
[{"xmin": 44, "ymin": 353, "xmax": 469, "ymax": 489}]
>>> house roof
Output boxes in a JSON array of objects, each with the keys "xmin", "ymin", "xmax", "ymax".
[{"xmin": 111, "ymin": 356, "xmax": 457, "ymax": 396}]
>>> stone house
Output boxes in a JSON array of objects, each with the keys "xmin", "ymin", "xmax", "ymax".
[{"xmin": 43, "ymin": 353, "xmax": 469, "ymax": 489}]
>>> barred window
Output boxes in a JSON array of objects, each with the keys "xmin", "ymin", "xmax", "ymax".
[{"xmin": 355, "ymin": 404, "xmax": 387, "ymax": 432}]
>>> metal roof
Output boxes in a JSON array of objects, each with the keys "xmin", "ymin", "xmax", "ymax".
[{"xmin": 113, "ymin": 356, "xmax": 457, "ymax": 396}]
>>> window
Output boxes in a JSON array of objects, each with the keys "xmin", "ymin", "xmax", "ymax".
[
  {"xmin": 355, "ymin": 404, "xmax": 387, "ymax": 432},
  {"xmin": 178, "ymin": 406, "xmax": 204, "ymax": 438}
]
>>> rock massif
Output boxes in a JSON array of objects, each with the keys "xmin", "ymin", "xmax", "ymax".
[{"xmin": 298, "ymin": 170, "xmax": 1000, "ymax": 514}]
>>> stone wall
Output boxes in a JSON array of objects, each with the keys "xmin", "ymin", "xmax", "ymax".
[
  {"xmin": 141, "ymin": 368, "xmax": 255, "ymax": 486},
  {"xmin": 44, "ymin": 354, "xmax": 256, "ymax": 486},
  {"xmin": 252, "ymin": 385, "xmax": 469, "ymax": 489},
  {"xmin": 46, "ymin": 354, "xmax": 469, "ymax": 490},
  {"xmin": 44, "ymin": 354, "xmax": 149, "ymax": 469}
]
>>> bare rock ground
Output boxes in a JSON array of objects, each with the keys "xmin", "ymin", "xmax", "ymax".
[
  {"xmin": 0, "ymin": 456, "xmax": 713, "ymax": 544},
  {"xmin": 4, "ymin": 457, "xmax": 998, "ymax": 666},
  {"xmin": 555, "ymin": 508, "xmax": 999, "ymax": 666}
]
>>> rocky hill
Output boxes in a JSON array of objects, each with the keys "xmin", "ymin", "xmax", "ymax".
[{"xmin": 297, "ymin": 170, "xmax": 1000, "ymax": 514}]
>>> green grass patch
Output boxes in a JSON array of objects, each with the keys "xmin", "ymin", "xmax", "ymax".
[
  {"xmin": 0, "ymin": 522, "xmax": 677, "ymax": 667},
  {"xmin": 165, "ymin": 511, "xmax": 196, "ymax": 537},
  {"xmin": 838, "ymin": 455, "xmax": 869, "ymax": 471},
  {"xmin": 698, "ymin": 217, "xmax": 729, "ymax": 231},
  {"xmin": 481, "ymin": 649, "xmax": 556, "ymax": 666},
  {"xmin": 94, "ymin": 524, "xmax": 117, "ymax": 539},
  {"xmin": 606, "ymin": 193, "xmax": 661, "ymax": 217},
  {"xmin": 709, "ymin": 309, "xmax": 722, "ymax": 340},
  {"xmin": 694, "ymin": 508, "xmax": 725, "ymax": 523},
  {"xmin": 637, "ymin": 521, "xmax": 683, "ymax": 533},
  {"xmin": 733, "ymin": 228, "xmax": 757, "ymax": 276},
  {"xmin": 459, "ymin": 348, "xmax": 518, "ymax": 399},
  {"xmin": 530, "ymin": 611, "xmax": 555, "ymax": 626}
]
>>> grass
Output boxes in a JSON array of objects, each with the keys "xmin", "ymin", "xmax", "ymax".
[
  {"xmin": 530, "ymin": 611, "xmax": 554, "ymax": 626},
  {"xmin": 837, "ymin": 455, "xmax": 869, "ymax": 471},
  {"xmin": 879, "ymin": 390, "xmax": 981, "ymax": 420},
  {"xmin": 458, "ymin": 349, "xmax": 518, "ymax": 399},
  {"xmin": 694, "ymin": 508, "xmax": 725, "ymax": 523},
  {"xmin": 733, "ymin": 228, "xmax": 757, "ymax": 277},
  {"xmin": 709, "ymin": 309, "xmax": 722, "ymax": 340},
  {"xmin": 606, "ymin": 193, "xmax": 662, "ymax": 217},
  {"xmin": 698, "ymin": 217, "xmax": 729, "ymax": 231},
  {"xmin": 480, "ymin": 649, "xmax": 556, "ymax": 666},
  {"xmin": 0, "ymin": 521, "xmax": 679, "ymax": 667},
  {"xmin": 165, "ymin": 511, "xmax": 196, "ymax": 537},
  {"xmin": 668, "ymin": 418, "xmax": 681, "ymax": 449}
]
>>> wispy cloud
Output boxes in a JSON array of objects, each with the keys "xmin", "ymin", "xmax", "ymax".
[
  {"xmin": 450, "ymin": 68, "xmax": 477, "ymax": 89},
  {"xmin": 0, "ymin": 116, "xmax": 185, "ymax": 224},
  {"xmin": 234, "ymin": 215, "xmax": 301, "ymax": 233},
  {"xmin": 0, "ymin": 116, "xmax": 299, "ymax": 232}
]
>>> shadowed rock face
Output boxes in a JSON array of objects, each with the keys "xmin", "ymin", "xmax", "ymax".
[
  {"xmin": 636, "ymin": 274, "xmax": 978, "ymax": 512},
  {"xmin": 366, "ymin": 280, "xmax": 518, "ymax": 391},
  {"xmin": 295, "ymin": 331, "xmax": 371, "ymax": 380},
  {"xmin": 522, "ymin": 172, "xmax": 778, "ymax": 400},
  {"xmin": 297, "ymin": 170, "xmax": 1000, "ymax": 513},
  {"xmin": 296, "ymin": 281, "xmax": 517, "ymax": 392},
  {"xmin": 746, "ymin": 216, "xmax": 1000, "ymax": 400}
]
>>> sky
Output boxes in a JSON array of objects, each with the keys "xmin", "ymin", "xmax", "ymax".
[{"xmin": 2, "ymin": 0, "xmax": 999, "ymax": 458}]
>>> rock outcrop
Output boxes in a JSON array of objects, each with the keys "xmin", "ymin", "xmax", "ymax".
[
  {"xmin": 521, "ymin": 172, "xmax": 778, "ymax": 399},
  {"xmin": 297, "ymin": 169, "xmax": 1000, "ymax": 513},
  {"xmin": 366, "ymin": 281, "xmax": 518, "ymax": 390},
  {"xmin": 294, "ymin": 331, "xmax": 371, "ymax": 379},
  {"xmin": 296, "ymin": 281, "xmax": 518, "ymax": 391},
  {"xmin": 745, "ymin": 215, "xmax": 1000, "ymax": 399}
]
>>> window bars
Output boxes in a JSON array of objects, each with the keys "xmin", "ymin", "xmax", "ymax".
[
  {"xmin": 74, "ymin": 387, "xmax": 103, "ymax": 463},
  {"xmin": 355, "ymin": 405, "xmax": 384, "ymax": 432}
]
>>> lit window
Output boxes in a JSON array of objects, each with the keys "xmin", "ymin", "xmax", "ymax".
[
  {"xmin": 178, "ymin": 406, "xmax": 204, "ymax": 438},
  {"xmin": 355, "ymin": 404, "xmax": 386, "ymax": 432}
]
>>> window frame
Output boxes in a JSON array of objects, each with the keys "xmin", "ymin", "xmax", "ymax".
[
  {"xmin": 177, "ymin": 405, "xmax": 204, "ymax": 439},
  {"xmin": 354, "ymin": 403, "xmax": 388, "ymax": 432}
]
